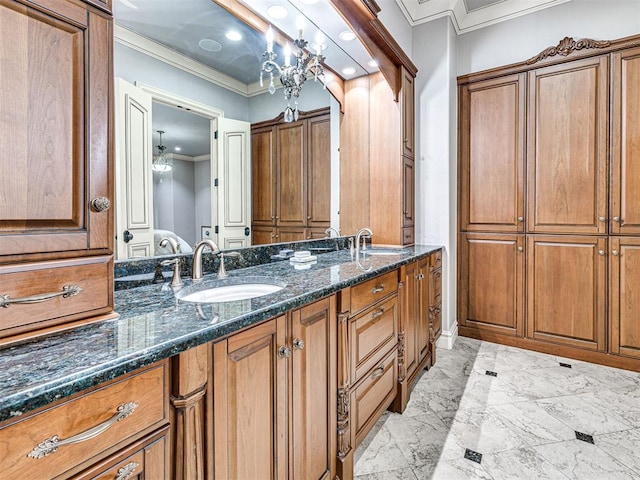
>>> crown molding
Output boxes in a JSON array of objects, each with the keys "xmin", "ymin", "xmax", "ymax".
[{"xmin": 396, "ymin": 0, "xmax": 572, "ymax": 34}]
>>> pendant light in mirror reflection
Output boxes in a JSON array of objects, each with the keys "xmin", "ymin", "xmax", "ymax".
[
  {"xmin": 260, "ymin": 17, "xmax": 327, "ymax": 122},
  {"xmin": 152, "ymin": 129, "xmax": 173, "ymax": 181}
]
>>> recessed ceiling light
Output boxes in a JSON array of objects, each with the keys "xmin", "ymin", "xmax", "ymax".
[
  {"xmin": 342, "ymin": 67, "xmax": 356, "ymax": 76},
  {"xmin": 174, "ymin": 146, "xmax": 181, "ymax": 152},
  {"xmin": 267, "ymin": 5, "xmax": 288, "ymax": 19},
  {"xmin": 225, "ymin": 30, "xmax": 242, "ymax": 41},
  {"xmin": 199, "ymin": 38, "xmax": 222, "ymax": 52},
  {"xmin": 299, "ymin": 0, "xmax": 319, "ymax": 4},
  {"xmin": 339, "ymin": 30, "xmax": 356, "ymax": 41},
  {"xmin": 368, "ymin": 59, "xmax": 378, "ymax": 68}
]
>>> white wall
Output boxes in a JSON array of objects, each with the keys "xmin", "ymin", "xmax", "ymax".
[
  {"xmin": 406, "ymin": 0, "xmax": 640, "ymax": 349},
  {"xmin": 378, "ymin": 0, "xmax": 413, "ymax": 59},
  {"xmin": 194, "ymin": 160, "xmax": 212, "ymax": 243},
  {"xmin": 248, "ymin": 80, "xmax": 332, "ymax": 123}
]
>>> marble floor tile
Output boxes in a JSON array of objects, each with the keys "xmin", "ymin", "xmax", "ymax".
[
  {"xmin": 582, "ymin": 386, "xmax": 640, "ymax": 429},
  {"xmin": 537, "ymin": 394, "xmax": 633, "ymax": 435},
  {"xmin": 494, "ymin": 369, "xmax": 576, "ymax": 400},
  {"xmin": 571, "ymin": 361, "xmax": 640, "ymax": 390},
  {"xmin": 354, "ymin": 468, "xmax": 418, "ymax": 480},
  {"xmin": 487, "ymin": 401, "xmax": 576, "ymax": 445},
  {"xmin": 413, "ymin": 458, "xmax": 495, "ymax": 480},
  {"xmin": 455, "ymin": 370, "xmax": 532, "ymax": 409},
  {"xmin": 487, "ymin": 346, "xmax": 559, "ymax": 373},
  {"xmin": 533, "ymin": 439, "xmax": 639, "ymax": 479},
  {"xmin": 481, "ymin": 447, "xmax": 569, "ymax": 480},
  {"xmin": 355, "ymin": 412, "xmax": 392, "ymax": 465},
  {"xmin": 524, "ymin": 365, "xmax": 608, "ymax": 395},
  {"xmin": 355, "ymin": 424, "xmax": 411, "ymax": 475},
  {"xmin": 594, "ymin": 428, "xmax": 640, "ymax": 474}
]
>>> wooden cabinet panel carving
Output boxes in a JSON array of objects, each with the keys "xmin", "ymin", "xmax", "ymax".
[
  {"xmin": 459, "ymin": 74, "xmax": 526, "ymax": 232},
  {"xmin": 526, "ymin": 235, "xmax": 606, "ymax": 351},
  {"xmin": 611, "ymin": 47, "xmax": 640, "ymax": 235},
  {"xmin": 527, "ymin": 56, "xmax": 609, "ymax": 234}
]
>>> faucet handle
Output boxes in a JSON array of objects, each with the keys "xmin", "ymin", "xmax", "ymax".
[
  {"xmin": 217, "ymin": 251, "xmax": 241, "ymax": 279},
  {"xmin": 160, "ymin": 258, "xmax": 184, "ymax": 288}
]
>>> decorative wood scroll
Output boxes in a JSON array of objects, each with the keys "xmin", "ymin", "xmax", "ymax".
[{"xmin": 527, "ymin": 36, "xmax": 611, "ymax": 64}]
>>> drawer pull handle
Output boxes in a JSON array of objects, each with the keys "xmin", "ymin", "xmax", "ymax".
[
  {"xmin": 371, "ymin": 364, "xmax": 385, "ymax": 379},
  {"xmin": 116, "ymin": 461, "xmax": 140, "ymax": 480},
  {"xmin": 28, "ymin": 402, "xmax": 138, "ymax": 459},
  {"xmin": 371, "ymin": 284, "xmax": 385, "ymax": 294},
  {"xmin": 1, "ymin": 285, "xmax": 83, "ymax": 308},
  {"xmin": 371, "ymin": 307, "xmax": 385, "ymax": 320}
]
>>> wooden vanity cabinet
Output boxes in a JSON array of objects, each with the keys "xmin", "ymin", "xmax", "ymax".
[
  {"xmin": 251, "ymin": 109, "xmax": 331, "ymax": 244},
  {"xmin": 0, "ymin": 0, "xmax": 115, "ymax": 338},
  {"xmin": 609, "ymin": 237, "xmax": 640, "ymax": 358},
  {"xmin": 212, "ymin": 296, "xmax": 337, "ymax": 480}
]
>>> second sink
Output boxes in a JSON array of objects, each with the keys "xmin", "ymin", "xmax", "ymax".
[{"xmin": 176, "ymin": 276, "xmax": 285, "ymax": 304}]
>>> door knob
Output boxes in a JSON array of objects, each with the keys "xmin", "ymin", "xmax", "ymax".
[
  {"xmin": 123, "ymin": 230, "xmax": 134, "ymax": 243},
  {"xmin": 90, "ymin": 197, "xmax": 110, "ymax": 212}
]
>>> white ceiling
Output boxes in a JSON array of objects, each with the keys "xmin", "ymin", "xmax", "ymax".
[{"xmin": 397, "ymin": 0, "xmax": 573, "ymax": 33}]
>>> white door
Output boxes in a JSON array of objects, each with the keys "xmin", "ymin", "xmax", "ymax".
[
  {"xmin": 215, "ymin": 118, "xmax": 252, "ymax": 248},
  {"xmin": 115, "ymin": 78, "xmax": 154, "ymax": 259}
]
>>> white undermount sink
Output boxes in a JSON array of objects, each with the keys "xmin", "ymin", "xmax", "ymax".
[
  {"xmin": 176, "ymin": 277, "xmax": 285, "ymax": 304},
  {"xmin": 362, "ymin": 249, "xmax": 404, "ymax": 256}
]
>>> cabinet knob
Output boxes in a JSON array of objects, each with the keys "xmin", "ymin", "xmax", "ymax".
[
  {"xmin": 613, "ymin": 250, "xmax": 620, "ymax": 256},
  {"xmin": 517, "ymin": 246, "xmax": 524, "ymax": 252},
  {"xmin": 598, "ymin": 250, "xmax": 606, "ymax": 256},
  {"xmin": 613, "ymin": 216, "xmax": 621, "ymax": 222},
  {"xmin": 90, "ymin": 197, "xmax": 110, "ymax": 212},
  {"xmin": 271, "ymin": 215, "xmax": 275, "ymax": 220},
  {"xmin": 598, "ymin": 216, "xmax": 606, "ymax": 222},
  {"xmin": 293, "ymin": 338, "xmax": 305, "ymax": 350},
  {"xmin": 307, "ymin": 215, "xmax": 311, "ymax": 220},
  {"xmin": 278, "ymin": 345, "xmax": 292, "ymax": 358},
  {"xmin": 517, "ymin": 216, "xmax": 524, "ymax": 222},
  {"xmin": 307, "ymin": 235, "xmax": 312, "ymax": 239}
]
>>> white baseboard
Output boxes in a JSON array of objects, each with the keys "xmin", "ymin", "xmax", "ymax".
[{"xmin": 436, "ymin": 322, "xmax": 458, "ymax": 350}]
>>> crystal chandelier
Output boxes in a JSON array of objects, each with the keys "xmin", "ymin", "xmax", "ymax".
[
  {"xmin": 260, "ymin": 19, "xmax": 327, "ymax": 122},
  {"xmin": 152, "ymin": 130, "xmax": 173, "ymax": 173}
]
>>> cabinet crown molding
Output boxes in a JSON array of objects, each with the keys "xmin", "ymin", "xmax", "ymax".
[{"xmin": 527, "ymin": 36, "xmax": 611, "ymax": 64}]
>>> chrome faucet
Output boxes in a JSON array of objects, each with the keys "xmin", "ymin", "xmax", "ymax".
[
  {"xmin": 325, "ymin": 227, "xmax": 340, "ymax": 238},
  {"xmin": 355, "ymin": 227, "xmax": 373, "ymax": 258},
  {"xmin": 192, "ymin": 239, "xmax": 221, "ymax": 281},
  {"xmin": 217, "ymin": 251, "xmax": 241, "ymax": 279},
  {"xmin": 159, "ymin": 237, "xmax": 183, "ymax": 288}
]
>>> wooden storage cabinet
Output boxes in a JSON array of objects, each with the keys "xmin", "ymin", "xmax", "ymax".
[
  {"xmin": 0, "ymin": 0, "xmax": 114, "ymax": 338},
  {"xmin": 610, "ymin": 237, "xmax": 640, "ymax": 358},
  {"xmin": 611, "ymin": 47, "xmax": 640, "ymax": 235},
  {"xmin": 428, "ymin": 251, "xmax": 443, "ymax": 343},
  {"xmin": 458, "ymin": 233, "xmax": 525, "ymax": 337},
  {"xmin": 526, "ymin": 56, "xmax": 609, "ymax": 235},
  {"xmin": 0, "ymin": 362, "xmax": 169, "ymax": 479},
  {"xmin": 459, "ymin": 74, "xmax": 526, "ymax": 233},
  {"xmin": 251, "ymin": 109, "xmax": 331, "ymax": 244},
  {"xmin": 212, "ymin": 296, "xmax": 336, "ymax": 480}
]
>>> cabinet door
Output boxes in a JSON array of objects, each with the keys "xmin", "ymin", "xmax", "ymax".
[
  {"xmin": 0, "ymin": 1, "xmax": 111, "ymax": 257},
  {"xmin": 527, "ymin": 235, "xmax": 606, "ymax": 351},
  {"xmin": 611, "ymin": 47, "xmax": 640, "ymax": 235},
  {"xmin": 402, "ymin": 262, "xmax": 418, "ymax": 379},
  {"xmin": 459, "ymin": 74, "xmax": 526, "ymax": 233},
  {"xmin": 291, "ymin": 297, "xmax": 337, "ymax": 480},
  {"xmin": 402, "ymin": 156, "xmax": 415, "ymax": 228},
  {"xmin": 278, "ymin": 226, "xmax": 308, "ymax": 243},
  {"xmin": 252, "ymin": 225, "xmax": 276, "ymax": 245},
  {"xmin": 307, "ymin": 114, "xmax": 331, "ymax": 228},
  {"xmin": 417, "ymin": 258, "xmax": 431, "ymax": 363},
  {"xmin": 527, "ymin": 56, "xmax": 609, "ymax": 234},
  {"xmin": 401, "ymin": 68, "xmax": 415, "ymax": 158},
  {"xmin": 213, "ymin": 317, "xmax": 288, "ymax": 480},
  {"xmin": 252, "ymin": 126, "xmax": 277, "ymax": 226},
  {"xmin": 610, "ymin": 237, "xmax": 640, "ymax": 358},
  {"xmin": 277, "ymin": 121, "xmax": 307, "ymax": 227},
  {"xmin": 458, "ymin": 233, "xmax": 525, "ymax": 337}
]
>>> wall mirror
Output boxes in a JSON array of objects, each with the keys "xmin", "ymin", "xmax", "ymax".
[{"xmin": 112, "ymin": 0, "xmax": 379, "ymax": 260}]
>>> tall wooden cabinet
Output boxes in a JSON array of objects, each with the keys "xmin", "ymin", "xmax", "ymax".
[
  {"xmin": 0, "ymin": 0, "xmax": 114, "ymax": 338},
  {"xmin": 251, "ymin": 109, "xmax": 331, "ymax": 244},
  {"xmin": 458, "ymin": 34, "xmax": 640, "ymax": 371}
]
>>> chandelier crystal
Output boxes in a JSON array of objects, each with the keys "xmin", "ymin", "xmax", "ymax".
[
  {"xmin": 152, "ymin": 130, "xmax": 173, "ymax": 173},
  {"xmin": 260, "ymin": 20, "xmax": 327, "ymax": 122}
]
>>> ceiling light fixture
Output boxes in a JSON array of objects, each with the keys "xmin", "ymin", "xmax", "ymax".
[
  {"xmin": 225, "ymin": 30, "xmax": 242, "ymax": 41},
  {"xmin": 266, "ymin": 5, "xmax": 288, "ymax": 19},
  {"xmin": 339, "ymin": 30, "xmax": 356, "ymax": 41},
  {"xmin": 199, "ymin": 38, "xmax": 222, "ymax": 52},
  {"xmin": 153, "ymin": 130, "xmax": 174, "ymax": 175},
  {"xmin": 342, "ymin": 67, "xmax": 356, "ymax": 76},
  {"xmin": 368, "ymin": 59, "xmax": 378, "ymax": 68},
  {"xmin": 260, "ymin": 19, "xmax": 327, "ymax": 122}
]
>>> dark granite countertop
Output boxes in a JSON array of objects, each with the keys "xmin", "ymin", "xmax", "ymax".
[{"xmin": 0, "ymin": 245, "xmax": 441, "ymax": 423}]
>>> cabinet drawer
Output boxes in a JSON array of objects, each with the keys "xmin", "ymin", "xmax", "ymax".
[
  {"xmin": 72, "ymin": 427, "xmax": 169, "ymax": 480},
  {"xmin": 351, "ymin": 349, "xmax": 397, "ymax": 446},
  {"xmin": 0, "ymin": 362, "xmax": 168, "ymax": 479},
  {"xmin": 0, "ymin": 256, "xmax": 113, "ymax": 337},
  {"xmin": 350, "ymin": 296, "xmax": 398, "ymax": 383},
  {"xmin": 350, "ymin": 270, "xmax": 398, "ymax": 315}
]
